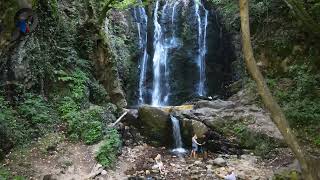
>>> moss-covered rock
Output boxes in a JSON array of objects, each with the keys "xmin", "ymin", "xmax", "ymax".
[{"xmin": 138, "ymin": 105, "xmax": 172, "ymax": 146}]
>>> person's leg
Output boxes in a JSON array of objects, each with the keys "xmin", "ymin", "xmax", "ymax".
[
  {"xmin": 204, "ymin": 150, "xmax": 208, "ymax": 160},
  {"xmin": 194, "ymin": 146, "xmax": 198, "ymax": 158}
]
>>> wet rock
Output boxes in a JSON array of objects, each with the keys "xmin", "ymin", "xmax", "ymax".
[
  {"xmin": 180, "ymin": 119, "xmax": 209, "ymax": 142},
  {"xmin": 213, "ymin": 157, "xmax": 227, "ymax": 166}
]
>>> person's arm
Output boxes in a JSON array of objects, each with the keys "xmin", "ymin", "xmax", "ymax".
[{"xmin": 194, "ymin": 139, "xmax": 202, "ymax": 145}]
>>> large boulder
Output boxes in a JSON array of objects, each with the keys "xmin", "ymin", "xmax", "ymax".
[
  {"xmin": 175, "ymin": 99, "xmax": 285, "ymax": 156},
  {"xmin": 138, "ymin": 106, "xmax": 172, "ymax": 146},
  {"xmin": 180, "ymin": 118, "xmax": 209, "ymax": 145},
  {"xmin": 194, "ymin": 99, "xmax": 235, "ymax": 109},
  {"xmin": 137, "ymin": 105, "xmax": 206, "ymax": 147}
]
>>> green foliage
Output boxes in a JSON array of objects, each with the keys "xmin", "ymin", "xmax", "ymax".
[
  {"xmin": 209, "ymin": 0, "xmax": 240, "ymax": 31},
  {"xmin": 95, "ymin": 129, "xmax": 121, "ymax": 168},
  {"xmin": 0, "ymin": 166, "xmax": 10, "ymax": 180},
  {"xmin": 56, "ymin": 96, "xmax": 79, "ymax": 118},
  {"xmin": 265, "ymin": 62, "xmax": 320, "ymax": 147},
  {"xmin": 89, "ymin": 81, "xmax": 110, "ymax": 106},
  {"xmin": 111, "ymin": 0, "xmax": 138, "ymax": 10},
  {"xmin": 17, "ymin": 94, "xmax": 59, "ymax": 138},
  {"xmin": 0, "ymin": 0, "xmax": 19, "ymax": 45},
  {"xmin": 0, "ymin": 93, "xmax": 57, "ymax": 157},
  {"xmin": 0, "ymin": 168, "xmax": 25, "ymax": 180},
  {"xmin": 63, "ymin": 106, "xmax": 106, "ymax": 144},
  {"xmin": 233, "ymin": 123, "xmax": 282, "ymax": 158},
  {"xmin": 56, "ymin": 69, "xmax": 89, "ymax": 102}
]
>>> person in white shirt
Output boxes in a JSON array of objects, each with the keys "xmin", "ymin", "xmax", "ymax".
[{"xmin": 154, "ymin": 154, "xmax": 165, "ymax": 174}]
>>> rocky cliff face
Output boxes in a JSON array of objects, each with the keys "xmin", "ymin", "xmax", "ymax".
[{"xmin": 0, "ymin": 0, "xmax": 135, "ymax": 157}]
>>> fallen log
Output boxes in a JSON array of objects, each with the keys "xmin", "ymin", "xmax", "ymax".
[{"xmin": 110, "ymin": 110, "xmax": 128, "ymax": 127}]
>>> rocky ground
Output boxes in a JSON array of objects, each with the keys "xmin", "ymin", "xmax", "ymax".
[
  {"xmin": 1, "ymin": 94, "xmax": 300, "ymax": 179},
  {"xmin": 2, "ymin": 135, "xmax": 295, "ymax": 180},
  {"xmin": 110, "ymin": 144, "xmax": 282, "ymax": 180}
]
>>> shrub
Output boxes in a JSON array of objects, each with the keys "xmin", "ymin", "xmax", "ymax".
[
  {"xmin": 17, "ymin": 93, "xmax": 60, "ymax": 138},
  {"xmin": 95, "ymin": 129, "xmax": 121, "ymax": 168},
  {"xmin": 63, "ymin": 106, "xmax": 108, "ymax": 144}
]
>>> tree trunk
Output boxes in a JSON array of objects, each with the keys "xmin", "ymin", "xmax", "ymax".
[{"xmin": 239, "ymin": 0, "xmax": 319, "ymax": 179}]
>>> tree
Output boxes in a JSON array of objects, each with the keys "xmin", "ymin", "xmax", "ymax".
[
  {"xmin": 97, "ymin": 0, "xmax": 141, "ymax": 25},
  {"xmin": 282, "ymin": 0, "xmax": 320, "ymax": 37},
  {"xmin": 238, "ymin": 0, "xmax": 319, "ymax": 179}
]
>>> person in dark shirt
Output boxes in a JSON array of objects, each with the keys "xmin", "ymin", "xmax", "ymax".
[
  {"xmin": 198, "ymin": 133, "xmax": 209, "ymax": 159},
  {"xmin": 17, "ymin": 19, "xmax": 30, "ymax": 34}
]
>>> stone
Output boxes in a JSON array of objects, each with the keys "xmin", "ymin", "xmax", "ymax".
[
  {"xmin": 191, "ymin": 175, "xmax": 200, "ymax": 179},
  {"xmin": 101, "ymin": 170, "xmax": 107, "ymax": 175},
  {"xmin": 138, "ymin": 106, "xmax": 172, "ymax": 145},
  {"xmin": 180, "ymin": 119, "xmax": 209, "ymax": 141},
  {"xmin": 42, "ymin": 174, "xmax": 59, "ymax": 180},
  {"xmin": 195, "ymin": 100, "xmax": 235, "ymax": 109},
  {"xmin": 213, "ymin": 157, "xmax": 227, "ymax": 166},
  {"xmin": 194, "ymin": 161, "xmax": 202, "ymax": 165},
  {"xmin": 145, "ymin": 170, "xmax": 150, "ymax": 175},
  {"xmin": 206, "ymin": 165, "xmax": 213, "ymax": 170},
  {"xmin": 152, "ymin": 169, "xmax": 159, "ymax": 173},
  {"xmin": 207, "ymin": 159, "xmax": 214, "ymax": 164}
]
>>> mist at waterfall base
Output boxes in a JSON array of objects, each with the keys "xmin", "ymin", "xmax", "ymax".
[{"xmin": 131, "ymin": 0, "xmax": 236, "ymax": 106}]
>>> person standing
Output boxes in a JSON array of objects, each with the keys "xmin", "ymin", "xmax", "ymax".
[
  {"xmin": 198, "ymin": 134, "xmax": 208, "ymax": 159},
  {"xmin": 191, "ymin": 134, "xmax": 202, "ymax": 158}
]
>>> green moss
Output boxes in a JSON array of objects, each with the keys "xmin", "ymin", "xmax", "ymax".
[
  {"xmin": 218, "ymin": 120, "xmax": 285, "ymax": 158},
  {"xmin": 273, "ymin": 170, "xmax": 302, "ymax": 180},
  {"xmin": 0, "ymin": 166, "xmax": 25, "ymax": 180}
]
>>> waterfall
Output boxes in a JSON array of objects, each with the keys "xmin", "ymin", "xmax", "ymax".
[
  {"xmin": 194, "ymin": 0, "xmax": 209, "ymax": 96},
  {"xmin": 135, "ymin": 0, "xmax": 210, "ymax": 105},
  {"xmin": 134, "ymin": 3, "xmax": 148, "ymax": 105},
  {"xmin": 170, "ymin": 115, "xmax": 186, "ymax": 153},
  {"xmin": 151, "ymin": 0, "xmax": 180, "ymax": 106}
]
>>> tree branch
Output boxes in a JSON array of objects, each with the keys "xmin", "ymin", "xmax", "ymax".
[
  {"xmin": 282, "ymin": 0, "xmax": 320, "ymax": 37},
  {"xmin": 98, "ymin": 0, "xmax": 117, "ymax": 25}
]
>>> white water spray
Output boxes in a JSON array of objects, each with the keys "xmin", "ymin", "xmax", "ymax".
[
  {"xmin": 170, "ymin": 115, "xmax": 186, "ymax": 153},
  {"xmin": 194, "ymin": 0, "xmax": 208, "ymax": 96},
  {"xmin": 134, "ymin": 4, "xmax": 149, "ymax": 105}
]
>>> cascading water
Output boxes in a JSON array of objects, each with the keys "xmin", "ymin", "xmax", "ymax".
[
  {"xmin": 170, "ymin": 115, "xmax": 186, "ymax": 153},
  {"xmin": 151, "ymin": 0, "xmax": 181, "ymax": 106},
  {"xmin": 194, "ymin": 0, "xmax": 209, "ymax": 96},
  {"xmin": 134, "ymin": 3, "xmax": 149, "ymax": 105},
  {"xmin": 151, "ymin": 0, "xmax": 167, "ymax": 106},
  {"xmin": 134, "ymin": 0, "xmax": 210, "ymax": 105}
]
